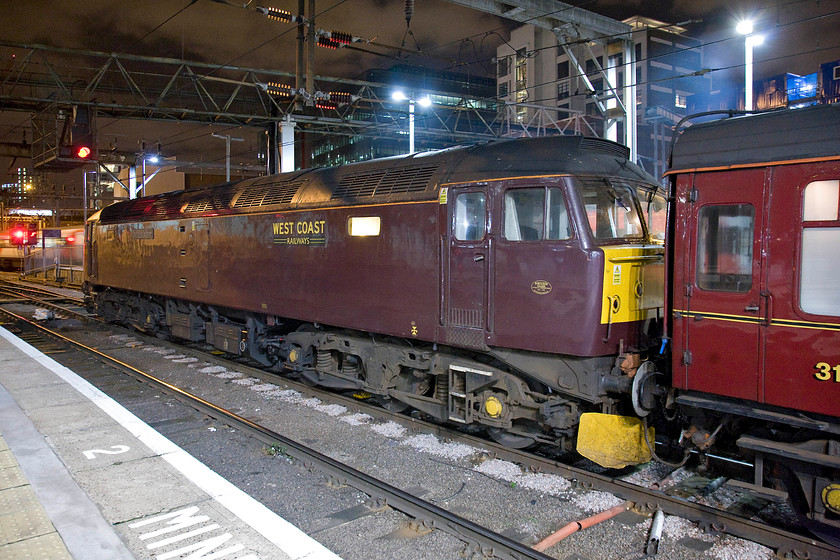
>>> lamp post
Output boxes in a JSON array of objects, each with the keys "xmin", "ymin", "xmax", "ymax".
[
  {"xmin": 736, "ymin": 19, "xmax": 764, "ymax": 111},
  {"xmin": 391, "ymin": 90, "xmax": 431, "ymax": 154},
  {"xmin": 211, "ymin": 133, "xmax": 245, "ymax": 182}
]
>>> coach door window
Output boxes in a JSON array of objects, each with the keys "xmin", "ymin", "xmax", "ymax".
[
  {"xmin": 454, "ymin": 192, "xmax": 486, "ymax": 241},
  {"xmin": 695, "ymin": 204, "xmax": 755, "ymax": 292},
  {"xmin": 800, "ymin": 179, "xmax": 840, "ymax": 316},
  {"xmin": 504, "ymin": 187, "xmax": 571, "ymax": 241}
]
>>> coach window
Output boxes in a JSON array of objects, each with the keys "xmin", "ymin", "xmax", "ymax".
[
  {"xmin": 454, "ymin": 192, "xmax": 486, "ymax": 241},
  {"xmin": 800, "ymin": 179, "xmax": 840, "ymax": 316},
  {"xmin": 695, "ymin": 204, "xmax": 754, "ymax": 292},
  {"xmin": 504, "ymin": 187, "xmax": 571, "ymax": 241}
]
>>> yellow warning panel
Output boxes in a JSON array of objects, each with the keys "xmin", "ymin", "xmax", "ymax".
[{"xmin": 576, "ymin": 412, "xmax": 653, "ymax": 469}]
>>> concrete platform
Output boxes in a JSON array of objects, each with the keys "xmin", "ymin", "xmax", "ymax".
[{"xmin": 0, "ymin": 325, "xmax": 343, "ymax": 560}]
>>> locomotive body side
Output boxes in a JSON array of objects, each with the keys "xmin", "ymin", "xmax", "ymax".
[{"xmin": 84, "ymin": 135, "xmax": 666, "ymax": 462}]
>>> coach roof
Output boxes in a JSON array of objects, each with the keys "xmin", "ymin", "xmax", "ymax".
[{"xmin": 668, "ymin": 103, "xmax": 840, "ymax": 174}]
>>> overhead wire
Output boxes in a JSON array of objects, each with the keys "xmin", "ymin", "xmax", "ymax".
[{"xmin": 6, "ymin": 0, "xmax": 839, "ymax": 180}]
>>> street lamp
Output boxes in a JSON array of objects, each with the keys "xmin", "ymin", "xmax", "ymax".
[
  {"xmin": 391, "ymin": 90, "xmax": 431, "ymax": 154},
  {"xmin": 737, "ymin": 19, "xmax": 764, "ymax": 111}
]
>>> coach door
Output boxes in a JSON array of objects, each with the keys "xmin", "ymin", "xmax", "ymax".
[
  {"xmin": 445, "ymin": 185, "xmax": 490, "ymax": 349},
  {"xmin": 681, "ymin": 169, "xmax": 766, "ymax": 401}
]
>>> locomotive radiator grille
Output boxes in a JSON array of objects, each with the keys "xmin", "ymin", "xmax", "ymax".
[
  {"xmin": 233, "ymin": 180, "xmax": 304, "ymax": 209},
  {"xmin": 450, "ymin": 307, "xmax": 483, "ymax": 328},
  {"xmin": 332, "ymin": 165, "xmax": 438, "ymax": 200}
]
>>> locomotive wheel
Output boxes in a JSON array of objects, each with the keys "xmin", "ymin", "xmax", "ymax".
[{"xmin": 487, "ymin": 427, "xmax": 537, "ymax": 449}]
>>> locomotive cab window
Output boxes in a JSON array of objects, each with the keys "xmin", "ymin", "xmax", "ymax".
[
  {"xmin": 638, "ymin": 187, "xmax": 667, "ymax": 243},
  {"xmin": 453, "ymin": 192, "xmax": 486, "ymax": 241},
  {"xmin": 695, "ymin": 204, "xmax": 755, "ymax": 292},
  {"xmin": 800, "ymin": 179, "xmax": 840, "ymax": 316},
  {"xmin": 503, "ymin": 187, "xmax": 571, "ymax": 241},
  {"xmin": 577, "ymin": 182, "xmax": 643, "ymax": 240}
]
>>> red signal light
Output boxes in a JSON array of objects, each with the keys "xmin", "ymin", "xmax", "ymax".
[
  {"xmin": 76, "ymin": 146, "xmax": 92, "ymax": 159},
  {"xmin": 65, "ymin": 236, "xmax": 75, "ymax": 244},
  {"xmin": 10, "ymin": 223, "xmax": 30, "ymax": 246}
]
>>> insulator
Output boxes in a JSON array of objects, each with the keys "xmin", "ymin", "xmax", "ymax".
[
  {"xmin": 266, "ymin": 82, "xmax": 294, "ymax": 98},
  {"xmin": 317, "ymin": 36, "xmax": 340, "ymax": 50},
  {"xmin": 260, "ymin": 6, "xmax": 295, "ymax": 23},
  {"xmin": 330, "ymin": 31, "xmax": 353, "ymax": 45},
  {"xmin": 328, "ymin": 92, "xmax": 352, "ymax": 105},
  {"xmin": 405, "ymin": 0, "xmax": 414, "ymax": 24}
]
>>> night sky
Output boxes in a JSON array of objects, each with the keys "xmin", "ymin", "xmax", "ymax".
[{"xmin": 1, "ymin": 0, "xmax": 838, "ymax": 188}]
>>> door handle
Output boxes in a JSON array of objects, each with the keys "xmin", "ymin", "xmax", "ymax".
[
  {"xmin": 744, "ymin": 304, "xmax": 759, "ymax": 312},
  {"xmin": 474, "ymin": 254, "xmax": 485, "ymax": 262}
]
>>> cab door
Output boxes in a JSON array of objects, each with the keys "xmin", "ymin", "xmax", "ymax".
[
  {"xmin": 679, "ymin": 169, "xmax": 767, "ymax": 401},
  {"xmin": 445, "ymin": 186, "xmax": 490, "ymax": 350}
]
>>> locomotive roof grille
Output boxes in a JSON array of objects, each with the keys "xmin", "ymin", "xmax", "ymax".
[
  {"xmin": 579, "ymin": 137, "xmax": 631, "ymax": 159},
  {"xmin": 150, "ymin": 198, "xmax": 186, "ymax": 218},
  {"xmin": 118, "ymin": 200, "xmax": 154, "ymax": 221},
  {"xmin": 332, "ymin": 165, "xmax": 439, "ymax": 200},
  {"xmin": 232, "ymin": 180, "xmax": 304, "ymax": 208},
  {"xmin": 182, "ymin": 192, "xmax": 236, "ymax": 214}
]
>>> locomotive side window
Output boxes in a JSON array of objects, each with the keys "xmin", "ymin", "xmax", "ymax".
[
  {"xmin": 348, "ymin": 216, "xmax": 381, "ymax": 236},
  {"xmin": 503, "ymin": 187, "xmax": 570, "ymax": 241},
  {"xmin": 695, "ymin": 204, "xmax": 755, "ymax": 292},
  {"xmin": 800, "ymin": 179, "xmax": 840, "ymax": 316},
  {"xmin": 453, "ymin": 192, "xmax": 486, "ymax": 241},
  {"xmin": 577, "ymin": 183, "xmax": 643, "ymax": 240},
  {"xmin": 637, "ymin": 188, "xmax": 667, "ymax": 243}
]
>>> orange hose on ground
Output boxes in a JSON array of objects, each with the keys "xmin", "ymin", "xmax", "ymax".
[{"xmin": 533, "ymin": 500, "xmax": 633, "ymax": 552}]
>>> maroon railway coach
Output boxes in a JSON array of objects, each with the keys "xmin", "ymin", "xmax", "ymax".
[
  {"xmin": 665, "ymin": 103, "xmax": 840, "ymax": 537},
  {"xmin": 84, "ymin": 135, "xmax": 666, "ymax": 458}
]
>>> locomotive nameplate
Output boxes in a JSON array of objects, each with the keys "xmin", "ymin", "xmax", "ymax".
[
  {"xmin": 272, "ymin": 219, "xmax": 326, "ymax": 246},
  {"xmin": 130, "ymin": 228, "xmax": 154, "ymax": 240}
]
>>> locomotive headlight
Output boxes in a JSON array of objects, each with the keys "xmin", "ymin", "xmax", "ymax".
[
  {"xmin": 822, "ymin": 484, "xmax": 840, "ymax": 515},
  {"xmin": 484, "ymin": 395, "xmax": 503, "ymax": 418}
]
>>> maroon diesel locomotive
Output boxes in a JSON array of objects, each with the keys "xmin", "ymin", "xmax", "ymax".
[
  {"xmin": 84, "ymin": 135, "xmax": 666, "ymax": 456},
  {"xmin": 83, "ymin": 105, "xmax": 840, "ymax": 541}
]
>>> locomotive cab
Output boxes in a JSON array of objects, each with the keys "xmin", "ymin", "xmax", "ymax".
[{"xmin": 440, "ymin": 163, "xmax": 666, "ymax": 466}]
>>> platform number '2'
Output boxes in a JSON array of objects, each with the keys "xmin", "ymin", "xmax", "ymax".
[
  {"xmin": 814, "ymin": 362, "xmax": 840, "ymax": 382},
  {"xmin": 83, "ymin": 445, "xmax": 130, "ymax": 459}
]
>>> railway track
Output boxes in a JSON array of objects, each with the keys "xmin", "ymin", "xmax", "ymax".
[
  {"xmin": 0, "ymin": 279, "xmax": 837, "ymax": 560},
  {"xmin": 0, "ymin": 284, "xmax": 555, "ymax": 560}
]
